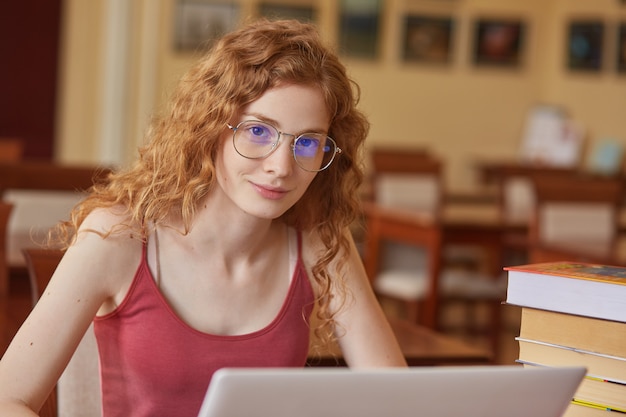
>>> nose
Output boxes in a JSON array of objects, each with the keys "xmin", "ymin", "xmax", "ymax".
[{"xmin": 262, "ymin": 133, "xmax": 295, "ymax": 176}]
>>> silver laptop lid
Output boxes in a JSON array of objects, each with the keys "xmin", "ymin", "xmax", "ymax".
[{"xmin": 198, "ymin": 365, "xmax": 585, "ymax": 417}]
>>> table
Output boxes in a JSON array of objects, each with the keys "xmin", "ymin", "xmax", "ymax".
[
  {"xmin": 472, "ymin": 159, "xmax": 576, "ymax": 186},
  {"xmin": 307, "ymin": 317, "xmax": 491, "ymax": 367}
]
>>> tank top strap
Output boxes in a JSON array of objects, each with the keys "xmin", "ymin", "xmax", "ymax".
[
  {"xmin": 141, "ymin": 237, "xmax": 149, "ymax": 259},
  {"xmin": 142, "ymin": 229, "xmax": 161, "ymax": 287}
]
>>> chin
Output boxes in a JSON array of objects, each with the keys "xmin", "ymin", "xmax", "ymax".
[{"xmin": 245, "ymin": 206, "xmax": 290, "ymax": 220}]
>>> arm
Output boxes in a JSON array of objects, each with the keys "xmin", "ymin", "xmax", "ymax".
[
  {"xmin": 0, "ymin": 210, "xmax": 140, "ymax": 415},
  {"xmin": 305, "ymin": 229, "xmax": 407, "ymax": 368}
]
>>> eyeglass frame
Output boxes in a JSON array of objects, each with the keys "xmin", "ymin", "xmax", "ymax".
[{"xmin": 226, "ymin": 120, "xmax": 342, "ymax": 172}]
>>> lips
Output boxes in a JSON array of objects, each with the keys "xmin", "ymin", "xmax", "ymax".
[{"xmin": 252, "ymin": 182, "xmax": 289, "ymax": 200}]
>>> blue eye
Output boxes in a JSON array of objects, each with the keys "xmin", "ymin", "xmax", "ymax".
[
  {"xmin": 244, "ymin": 123, "xmax": 275, "ymax": 145},
  {"xmin": 250, "ymin": 125, "xmax": 266, "ymax": 136},
  {"xmin": 294, "ymin": 136, "xmax": 321, "ymax": 158}
]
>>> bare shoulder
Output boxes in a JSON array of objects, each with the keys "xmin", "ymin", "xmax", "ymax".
[
  {"xmin": 75, "ymin": 206, "xmax": 143, "ymax": 254},
  {"xmin": 78, "ymin": 205, "xmax": 138, "ymax": 236},
  {"xmin": 61, "ymin": 206, "xmax": 144, "ymax": 300}
]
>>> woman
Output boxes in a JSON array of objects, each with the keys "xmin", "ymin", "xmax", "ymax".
[{"xmin": 0, "ymin": 19, "xmax": 406, "ymax": 416}]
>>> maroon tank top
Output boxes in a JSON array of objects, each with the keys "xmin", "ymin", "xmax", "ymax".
[{"xmin": 94, "ymin": 229, "xmax": 315, "ymax": 417}]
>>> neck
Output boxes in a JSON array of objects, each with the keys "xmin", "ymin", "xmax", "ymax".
[{"xmin": 185, "ymin": 197, "xmax": 283, "ymax": 259}]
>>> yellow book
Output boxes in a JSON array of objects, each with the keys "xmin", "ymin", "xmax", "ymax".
[
  {"xmin": 521, "ymin": 362, "xmax": 626, "ymax": 411},
  {"xmin": 575, "ymin": 376, "xmax": 626, "ymax": 410},
  {"xmin": 565, "ymin": 402, "xmax": 619, "ymax": 416},
  {"xmin": 571, "ymin": 399, "xmax": 626, "ymax": 414},
  {"xmin": 519, "ymin": 308, "xmax": 626, "ymax": 358},
  {"xmin": 517, "ymin": 338, "xmax": 626, "ymax": 382}
]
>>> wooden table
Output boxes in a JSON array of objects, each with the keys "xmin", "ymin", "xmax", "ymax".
[{"xmin": 307, "ymin": 318, "xmax": 491, "ymax": 367}]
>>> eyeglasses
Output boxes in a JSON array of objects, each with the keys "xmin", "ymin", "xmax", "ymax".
[{"xmin": 227, "ymin": 120, "xmax": 342, "ymax": 172}]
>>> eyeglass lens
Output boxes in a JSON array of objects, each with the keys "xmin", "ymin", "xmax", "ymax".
[{"xmin": 232, "ymin": 120, "xmax": 338, "ymax": 172}]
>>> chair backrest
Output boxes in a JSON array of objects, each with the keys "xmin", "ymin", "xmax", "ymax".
[
  {"xmin": 0, "ymin": 162, "xmax": 111, "ymax": 270},
  {"xmin": 369, "ymin": 148, "xmax": 443, "ymax": 218},
  {"xmin": 5, "ymin": 190, "xmax": 85, "ymax": 269},
  {"xmin": 528, "ymin": 173, "xmax": 624, "ymax": 263},
  {"xmin": 0, "ymin": 162, "xmax": 111, "ymax": 195},
  {"xmin": 21, "ymin": 248, "xmax": 102, "ymax": 417},
  {"xmin": 493, "ymin": 164, "xmax": 576, "ymax": 226},
  {"xmin": 0, "ymin": 138, "xmax": 24, "ymax": 162}
]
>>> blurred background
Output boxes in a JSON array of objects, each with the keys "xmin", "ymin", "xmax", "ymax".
[
  {"xmin": 5, "ymin": 0, "xmax": 626, "ymax": 367},
  {"xmin": 2, "ymin": 0, "xmax": 626, "ymax": 195}
]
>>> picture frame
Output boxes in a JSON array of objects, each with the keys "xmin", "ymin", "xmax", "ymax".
[
  {"xmin": 403, "ymin": 15, "xmax": 455, "ymax": 64},
  {"xmin": 259, "ymin": 3, "xmax": 315, "ymax": 23},
  {"xmin": 174, "ymin": 1, "xmax": 240, "ymax": 51},
  {"xmin": 473, "ymin": 18, "xmax": 525, "ymax": 67},
  {"xmin": 566, "ymin": 20, "xmax": 604, "ymax": 71},
  {"xmin": 617, "ymin": 22, "xmax": 626, "ymax": 73},
  {"xmin": 338, "ymin": 0, "xmax": 382, "ymax": 59}
]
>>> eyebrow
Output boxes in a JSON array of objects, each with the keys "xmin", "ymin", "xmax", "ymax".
[{"xmin": 242, "ymin": 113, "xmax": 328, "ymax": 135}]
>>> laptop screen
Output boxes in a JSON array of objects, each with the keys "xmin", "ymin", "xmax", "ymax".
[{"xmin": 197, "ymin": 365, "xmax": 585, "ymax": 417}]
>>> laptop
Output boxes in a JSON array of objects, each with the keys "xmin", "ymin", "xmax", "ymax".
[{"xmin": 197, "ymin": 365, "xmax": 585, "ymax": 417}]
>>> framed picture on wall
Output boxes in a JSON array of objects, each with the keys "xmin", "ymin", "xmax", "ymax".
[
  {"xmin": 174, "ymin": 1, "xmax": 239, "ymax": 51},
  {"xmin": 403, "ymin": 15, "xmax": 455, "ymax": 64},
  {"xmin": 617, "ymin": 22, "xmax": 626, "ymax": 73},
  {"xmin": 338, "ymin": 0, "xmax": 382, "ymax": 59},
  {"xmin": 472, "ymin": 19, "xmax": 525, "ymax": 67},
  {"xmin": 566, "ymin": 20, "xmax": 604, "ymax": 71},
  {"xmin": 259, "ymin": 3, "xmax": 315, "ymax": 23}
]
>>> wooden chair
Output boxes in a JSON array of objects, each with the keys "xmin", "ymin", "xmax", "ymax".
[
  {"xmin": 491, "ymin": 163, "xmax": 576, "ymax": 265},
  {"xmin": 363, "ymin": 202, "xmax": 443, "ymax": 329},
  {"xmin": 528, "ymin": 173, "xmax": 625, "ymax": 265},
  {"xmin": 368, "ymin": 148, "xmax": 443, "ymax": 214},
  {"xmin": 362, "ymin": 148, "xmax": 444, "ymax": 329},
  {"xmin": 363, "ymin": 148, "xmax": 505, "ymax": 359},
  {"xmin": 22, "ymin": 248, "xmax": 102, "ymax": 417}
]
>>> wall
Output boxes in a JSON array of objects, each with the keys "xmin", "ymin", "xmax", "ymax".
[
  {"xmin": 55, "ymin": 0, "xmax": 626, "ymax": 192},
  {"xmin": 0, "ymin": 0, "xmax": 62, "ymax": 159},
  {"xmin": 348, "ymin": 0, "xmax": 547, "ymax": 191},
  {"xmin": 543, "ymin": 0, "xmax": 626, "ymax": 153}
]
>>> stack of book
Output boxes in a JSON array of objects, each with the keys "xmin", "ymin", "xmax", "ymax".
[{"xmin": 505, "ymin": 261, "xmax": 626, "ymax": 416}]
